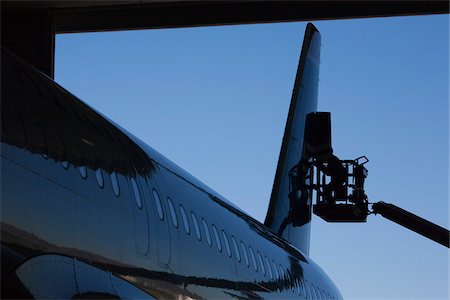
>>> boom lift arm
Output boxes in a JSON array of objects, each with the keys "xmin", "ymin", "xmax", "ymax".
[
  {"xmin": 290, "ymin": 112, "xmax": 450, "ymax": 248},
  {"xmin": 372, "ymin": 201, "xmax": 449, "ymax": 248}
]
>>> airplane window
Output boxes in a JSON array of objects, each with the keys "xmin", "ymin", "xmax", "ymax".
[
  {"xmin": 272, "ymin": 261, "xmax": 279, "ymax": 280},
  {"xmin": 301, "ymin": 280, "xmax": 307, "ymax": 298},
  {"xmin": 179, "ymin": 204, "xmax": 190, "ymax": 234},
  {"xmin": 231, "ymin": 236, "xmax": 241, "ymax": 262},
  {"xmin": 321, "ymin": 289, "xmax": 327, "ymax": 300},
  {"xmin": 318, "ymin": 287, "xmax": 323, "ymax": 300},
  {"xmin": 202, "ymin": 218, "xmax": 212, "ymax": 246},
  {"xmin": 290, "ymin": 279, "xmax": 295, "ymax": 294},
  {"xmin": 265, "ymin": 256, "xmax": 272, "ymax": 279},
  {"xmin": 314, "ymin": 286, "xmax": 321, "ymax": 300},
  {"xmin": 212, "ymin": 224, "xmax": 222, "ymax": 252},
  {"xmin": 249, "ymin": 247, "xmax": 257, "ymax": 272},
  {"xmin": 278, "ymin": 265, "xmax": 284, "ymax": 282},
  {"xmin": 222, "ymin": 230, "xmax": 232, "ymax": 257},
  {"xmin": 310, "ymin": 283, "xmax": 317, "ymax": 300},
  {"xmin": 257, "ymin": 251, "xmax": 266, "ymax": 276},
  {"xmin": 110, "ymin": 172, "xmax": 120, "ymax": 197},
  {"xmin": 61, "ymin": 161, "xmax": 69, "ymax": 169},
  {"xmin": 153, "ymin": 189, "xmax": 164, "ymax": 220},
  {"xmin": 315, "ymin": 285, "xmax": 321, "ymax": 300},
  {"xmin": 191, "ymin": 212, "xmax": 201, "ymax": 241},
  {"xmin": 131, "ymin": 178, "xmax": 142, "ymax": 209},
  {"xmin": 311, "ymin": 283, "xmax": 317, "ymax": 300},
  {"xmin": 95, "ymin": 169, "xmax": 104, "ymax": 188},
  {"xmin": 286, "ymin": 269, "xmax": 294, "ymax": 292},
  {"xmin": 240, "ymin": 241, "xmax": 249, "ymax": 267},
  {"xmin": 317, "ymin": 287, "xmax": 323, "ymax": 300},
  {"xmin": 167, "ymin": 198, "xmax": 178, "ymax": 228},
  {"xmin": 298, "ymin": 279, "xmax": 304, "ymax": 297},
  {"xmin": 78, "ymin": 166, "xmax": 87, "ymax": 179},
  {"xmin": 305, "ymin": 280, "xmax": 311, "ymax": 299},
  {"xmin": 294, "ymin": 280, "xmax": 299, "ymax": 295}
]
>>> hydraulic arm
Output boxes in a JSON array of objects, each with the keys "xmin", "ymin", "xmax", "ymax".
[{"xmin": 372, "ymin": 201, "xmax": 449, "ymax": 248}]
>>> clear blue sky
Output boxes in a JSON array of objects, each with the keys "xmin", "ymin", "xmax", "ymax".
[{"xmin": 55, "ymin": 14, "xmax": 449, "ymax": 299}]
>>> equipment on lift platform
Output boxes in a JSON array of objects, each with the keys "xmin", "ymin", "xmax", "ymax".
[
  {"xmin": 290, "ymin": 112, "xmax": 450, "ymax": 248},
  {"xmin": 296, "ymin": 112, "xmax": 370, "ymax": 222},
  {"xmin": 310, "ymin": 155, "xmax": 369, "ymax": 222}
]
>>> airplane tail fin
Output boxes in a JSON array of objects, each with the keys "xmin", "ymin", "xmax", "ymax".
[{"xmin": 264, "ymin": 23, "xmax": 321, "ymax": 255}]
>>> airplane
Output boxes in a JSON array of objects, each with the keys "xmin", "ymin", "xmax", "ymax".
[{"xmin": 1, "ymin": 23, "xmax": 347, "ymax": 299}]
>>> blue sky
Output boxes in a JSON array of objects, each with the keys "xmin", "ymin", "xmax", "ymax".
[{"xmin": 56, "ymin": 14, "xmax": 449, "ymax": 299}]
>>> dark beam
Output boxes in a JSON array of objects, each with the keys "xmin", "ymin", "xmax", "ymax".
[
  {"xmin": 1, "ymin": 0, "xmax": 448, "ymax": 78},
  {"xmin": 52, "ymin": 1, "xmax": 449, "ymax": 33},
  {"xmin": 1, "ymin": 10, "xmax": 54, "ymax": 78},
  {"xmin": 372, "ymin": 201, "xmax": 450, "ymax": 248}
]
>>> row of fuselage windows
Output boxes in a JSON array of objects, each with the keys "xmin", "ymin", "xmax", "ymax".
[
  {"xmin": 59, "ymin": 160, "xmax": 122, "ymax": 197},
  {"xmin": 60, "ymin": 159, "xmax": 334, "ymax": 300},
  {"xmin": 148, "ymin": 183, "xmax": 335, "ymax": 300}
]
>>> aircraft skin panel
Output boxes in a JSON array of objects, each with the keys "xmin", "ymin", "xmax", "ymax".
[{"xmin": 1, "ymin": 28, "xmax": 341, "ymax": 299}]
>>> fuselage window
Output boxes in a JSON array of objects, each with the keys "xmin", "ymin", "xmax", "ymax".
[
  {"xmin": 249, "ymin": 246, "xmax": 258, "ymax": 272},
  {"xmin": 240, "ymin": 241, "xmax": 249, "ymax": 267},
  {"xmin": 110, "ymin": 172, "xmax": 120, "ymax": 197},
  {"xmin": 265, "ymin": 256, "xmax": 273, "ymax": 279},
  {"xmin": 305, "ymin": 280, "xmax": 311, "ymax": 299},
  {"xmin": 179, "ymin": 204, "xmax": 190, "ymax": 234},
  {"xmin": 257, "ymin": 251, "xmax": 266, "ymax": 276},
  {"xmin": 167, "ymin": 198, "xmax": 178, "ymax": 228},
  {"xmin": 231, "ymin": 236, "xmax": 241, "ymax": 262},
  {"xmin": 318, "ymin": 287, "xmax": 324, "ymax": 300},
  {"xmin": 321, "ymin": 289, "xmax": 327, "ymax": 300},
  {"xmin": 272, "ymin": 260, "xmax": 279, "ymax": 280},
  {"xmin": 222, "ymin": 230, "xmax": 232, "ymax": 257},
  {"xmin": 202, "ymin": 218, "xmax": 212, "ymax": 246},
  {"xmin": 191, "ymin": 212, "xmax": 201, "ymax": 241},
  {"xmin": 293, "ymin": 280, "xmax": 299, "ymax": 295},
  {"xmin": 212, "ymin": 224, "xmax": 222, "ymax": 252},
  {"xmin": 315, "ymin": 285, "xmax": 321, "ymax": 300},
  {"xmin": 78, "ymin": 166, "xmax": 87, "ymax": 179},
  {"xmin": 278, "ymin": 265, "xmax": 284, "ymax": 282},
  {"xmin": 95, "ymin": 169, "xmax": 104, "ymax": 188},
  {"xmin": 153, "ymin": 189, "xmax": 164, "ymax": 220},
  {"xmin": 131, "ymin": 178, "xmax": 142, "ymax": 209},
  {"xmin": 310, "ymin": 283, "xmax": 317, "ymax": 300},
  {"xmin": 286, "ymin": 269, "xmax": 294, "ymax": 292},
  {"xmin": 61, "ymin": 161, "xmax": 69, "ymax": 169},
  {"xmin": 298, "ymin": 279, "xmax": 304, "ymax": 297}
]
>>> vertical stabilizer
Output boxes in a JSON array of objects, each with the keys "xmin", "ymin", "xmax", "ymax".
[{"xmin": 264, "ymin": 23, "xmax": 321, "ymax": 255}]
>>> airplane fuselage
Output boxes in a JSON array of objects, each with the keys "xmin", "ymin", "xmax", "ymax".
[
  {"xmin": 1, "ymin": 23, "xmax": 341, "ymax": 299},
  {"xmin": 2, "ymin": 132, "xmax": 340, "ymax": 299}
]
